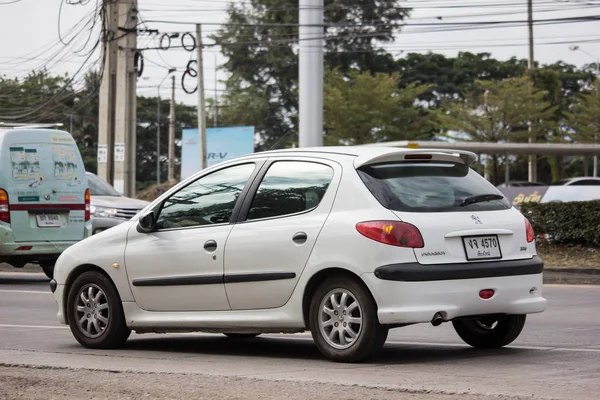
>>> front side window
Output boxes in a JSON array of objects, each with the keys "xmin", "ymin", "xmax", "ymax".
[
  {"xmin": 246, "ymin": 161, "xmax": 334, "ymax": 221},
  {"xmin": 358, "ymin": 161, "xmax": 511, "ymax": 213},
  {"xmin": 156, "ymin": 163, "xmax": 255, "ymax": 229}
]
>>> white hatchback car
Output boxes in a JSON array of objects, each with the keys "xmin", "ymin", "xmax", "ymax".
[{"xmin": 50, "ymin": 147, "xmax": 546, "ymax": 362}]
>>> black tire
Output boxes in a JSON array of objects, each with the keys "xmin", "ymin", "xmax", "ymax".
[
  {"xmin": 452, "ymin": 314, "xmax": 526, "ymax": 349},
  {"xmin": 309, "ymin": 276, "xmax": 388, "ymax": 363},
  {"xmin": 41, "ymin": 263, "xmax": 54, "ymax": 279},
  {"xmin": 66, "ymin": 271, "xmax": 131, "ymax": 349},
  {"xmin": 223, "ymin": 333, "xmax": 261, "ymax": 339}
]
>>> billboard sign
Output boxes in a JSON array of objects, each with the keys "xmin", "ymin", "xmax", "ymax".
[{"xmin": 181, "ymin": 126, "xmax": 255, "ymax": 180}]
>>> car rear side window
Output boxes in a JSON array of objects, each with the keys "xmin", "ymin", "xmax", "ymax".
[
  {"xmin": 246, "ymin": 161, "xmax": 334, "ymax": 221},
  {"xmin": 358, "ymin": 162, "xmax": 511, "ymax": 213},
  {"xmin": 156, "ymin": 163, "xmax": 255, "ymax": 230}
]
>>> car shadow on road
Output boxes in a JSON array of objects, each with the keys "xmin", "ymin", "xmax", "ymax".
[{"xmin": 121, "ymin": 334, "xmax": 530, "ymax": 365}]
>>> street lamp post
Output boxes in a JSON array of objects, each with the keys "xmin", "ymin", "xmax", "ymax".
[
  {"xmin": 144, "ymin": 68, "xmax": 176, "ymax": 185},
  {"xmin": 570, "ymin": 45, "xmax": 600, "ymax": 177}
]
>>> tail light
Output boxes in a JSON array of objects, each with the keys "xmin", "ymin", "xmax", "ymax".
[
  {"xmin": 356, "ymin": 221, "xmax": 424, "ymax": 248},
  {"xmin": 525, "ymin": 218, "xmax": 535, "ymax": 243},
  {"xmin": 84, "ymin": 188, "xmax": 91, "ymax": 221},
  {"xmin": 0, "ymin": 189, "xmax": 9, "ymax": 224}
]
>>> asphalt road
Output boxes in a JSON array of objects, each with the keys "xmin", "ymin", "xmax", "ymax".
[{"xmin": 0, "ymin": 271, "xmax": 599, "ymax": 399}]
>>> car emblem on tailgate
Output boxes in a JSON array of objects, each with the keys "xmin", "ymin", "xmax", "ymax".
[{"xmin": 471, "ymin": 215, "xmax": 482, "ymax": 224}]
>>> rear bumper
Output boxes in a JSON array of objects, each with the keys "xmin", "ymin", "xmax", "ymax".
[
  {"xmin": 0, "ymin": 240, "xmax": 79, "ymax": 258},
  {"xmin": 363, "ymin": 259, "xmax": 546, "ymax": 325},
  {"xmin": 374, "ymin": 256, "xmax": 544, "ymax": 282}
]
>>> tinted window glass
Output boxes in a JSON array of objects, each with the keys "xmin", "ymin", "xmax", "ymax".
[
  {"xmin": 246, "ymin": 161, "xmax": 334, "ymax": 220},
  {"xmin": 87, "ymin": 173, "xmax": 121, "ymax": 196},
  {"xmin": 156, "ymin": 163, "xmax": 255, "ymax": 229},
  {"xmin": 358, "ymin": 162, "xmax": 511, "ymax": 213},
  {"xmin": 572, "ymin": 180, "xmax": 600, "ymax": 186}
]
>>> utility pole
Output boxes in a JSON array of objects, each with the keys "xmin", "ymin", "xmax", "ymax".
[
  {"xmin": 196, "ymin": 24, "xmax": 207, "ymax": 170},
  {"xmin": 97, "ymin": 0, "xmax": 118, "ymax": 186},
  {"xmin": 214, "ymin": 54, "xmax": 218, "ymax": 127},
  {"xmin": 299, "ymin": 0, "xmax": 324, "ymax": 147},
  {"xmin": 167, "ymin": 75, "xmax": 176, "ymax": 181},
  {"xmin": 527, "ymin": 0, "xmax": 537, "ymax": 183},
  {"xmin": 98, "ymin": 0, "xmax": 138, "ymax": 196}
]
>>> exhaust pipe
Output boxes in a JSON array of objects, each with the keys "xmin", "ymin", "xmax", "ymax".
[{"xmin": 431, "ymin": 312, "xmax": 444, "ymax": 327}]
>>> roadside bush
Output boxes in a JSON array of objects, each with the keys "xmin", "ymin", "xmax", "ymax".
[{"xmin": 520, "ymin": 200, "xmax": 600, "ymax": 247}]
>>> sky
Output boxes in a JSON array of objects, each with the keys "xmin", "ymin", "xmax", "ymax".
[{"xmin": 0, "ymin": 0, "xmax": 599, "ymax": 109}]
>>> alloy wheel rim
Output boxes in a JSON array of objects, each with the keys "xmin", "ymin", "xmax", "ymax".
[
  {"xmin": 75, "ymin": 284, "xmax": 110, "ymax": 338},
  {"xmin": 318, "ymin": 288, "xmax": 363, "ymax": 350}
]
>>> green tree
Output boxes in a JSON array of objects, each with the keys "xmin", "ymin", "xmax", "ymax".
[
  {"xmin": 212, "ymin": 0, "xmax": 410, "ymax": 150},
  {"xmin": 567, "ymin": 81, "xmax": 600, "ymax": 146},
  {"xmin": 324, "ymin": 68, "xmax": 431, "ymax": 145},
  {"xmin": 435, "ymin": 77, "xmax": 556, "ymax": 184}
]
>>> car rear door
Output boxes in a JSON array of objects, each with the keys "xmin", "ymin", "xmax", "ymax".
[
  {"xmin": 7, "ymin": 142, "xmax": 87, "ymax": 242},
  {"xmin": 223, "ymin": 157, "xmax": 341, "ymax": 310}
]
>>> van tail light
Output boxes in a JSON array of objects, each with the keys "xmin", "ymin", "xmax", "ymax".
[
  {"xmin": 0, "ymin": 189, "xmax": 9, "ymax": 224},
  {"xmin": 525, "ymin": 218, "xmax": 535, "ymax": 243},
  {"xmin": 85, "ymin": 188, "xmax": 91, "ymax": 221},
  {"xmin": 356, "ymin": 221, "xmax": 424, "ymax": 248}
]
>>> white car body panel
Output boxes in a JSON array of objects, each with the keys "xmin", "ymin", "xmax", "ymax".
[
  {"xmin": 392, "ymin": 208, "xmax": 537, "ymax": 265},
  {"xmin": 51, "ymin": 146, "xmax": 546, "ymax": 335},
  {"xmin": 124, "ymin": 224, "xmax": 232, "ymax": 311}
]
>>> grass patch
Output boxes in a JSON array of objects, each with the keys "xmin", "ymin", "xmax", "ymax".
[{"xmin": 537, "ymin": 241, "xmax": 600, "ymax": 268}]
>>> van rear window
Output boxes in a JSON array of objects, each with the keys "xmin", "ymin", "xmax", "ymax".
[{"xmin": 358, "ymin": 162, "xmax": 511, "ymax": 213}]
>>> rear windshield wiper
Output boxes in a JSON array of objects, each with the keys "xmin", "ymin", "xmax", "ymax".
[{"xmin": 460, "ymin": 194, "xmax": 504, "ymax": 207}]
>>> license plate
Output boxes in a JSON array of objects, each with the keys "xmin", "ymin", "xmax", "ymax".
[
  {"xmin": 36, "ymin": 214, "xmax": 61, "ymax": 227},
  {"xmin": 462, "ymin": 235, "xmax": 502, "ymax": 261}
]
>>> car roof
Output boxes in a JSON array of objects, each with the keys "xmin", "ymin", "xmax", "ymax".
[{"xmin": 236, "ymin": 146, "xmax": 477, "ymax": 167}]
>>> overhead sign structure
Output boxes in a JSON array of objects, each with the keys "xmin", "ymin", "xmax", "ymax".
[{"xmin": 180, "ymin": 126, "xmax": 255, "ymax": 180}]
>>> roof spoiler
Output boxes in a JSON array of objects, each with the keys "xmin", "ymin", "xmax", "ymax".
[
  {"xmin": 0, "ymin": 122, "xmax": 64, "ymax": 129},
  {"xmin": 354, "ymin": 148, "xmax": 478, "ymax": 168}
]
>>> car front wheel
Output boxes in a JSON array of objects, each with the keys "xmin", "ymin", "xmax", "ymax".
[
  {"xmin": 66, "ymin": 271, "xmax": 131, "ymax": 349},
  {"xmin": 452, "ymin": 314, "xmax": 526, "ymax": 349},
  {"xmin": 309, "ymin": 276, "xmax": 388, "ymax": 363}
]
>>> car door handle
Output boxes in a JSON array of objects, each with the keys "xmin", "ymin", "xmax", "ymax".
[
  {"xmin": 204, "ymin": 240, "xmax": 218, "ymax": 252},
  {"xmin": 292, "ymin": 232, "xmax": 307, "ymax": 244}
]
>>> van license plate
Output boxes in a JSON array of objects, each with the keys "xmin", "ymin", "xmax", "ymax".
[
  {"xmin": 36, "ymin": 214, "xmax": 61, "ymax": 227},
  {"xmin": 462, "ymin": 235, "xmax": 502, "ymax": 260}
]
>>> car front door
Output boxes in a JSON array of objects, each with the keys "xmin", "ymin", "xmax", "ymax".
[
  {"xmin": 223, "ymin": 158, "xmax": 340, "ymax": 310},
  {"xmin": 125, "ymin": 161, "xmax": 262, "ymax": 312}
]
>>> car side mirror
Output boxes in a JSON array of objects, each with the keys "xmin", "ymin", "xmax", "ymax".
[{"xmin": 137, "ymin": 211, "xmax": 156, "ymax": 233}]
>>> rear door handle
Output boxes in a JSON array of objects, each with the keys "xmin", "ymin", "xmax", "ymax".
[
  {"xmin": 292, "ymin": 232, "xmax": 307, "ymax": 244},
  {"xmin": 204, "ymin": 240, "xmax": 218, "ymax": 252}
]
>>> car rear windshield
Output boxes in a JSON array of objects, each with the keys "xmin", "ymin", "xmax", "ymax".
[{"xmin": 358, "ymin": 161, "xmax": 511, "ymax": 213}]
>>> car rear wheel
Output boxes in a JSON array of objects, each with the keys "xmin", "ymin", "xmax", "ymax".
[
  {"xmin": 452, "ymin": 314, "xmax": 526, "ymax": 349},
  {"xmin": 66, "ymin": 271, "xmax": 131, "ymax": 349},
  {"xmin": 309, "ymin": 276, "xmax": 388, "ymax": 363},
  {"xmin": 223, "ymin": 333, "xmax": 261, "ymax": 339}
]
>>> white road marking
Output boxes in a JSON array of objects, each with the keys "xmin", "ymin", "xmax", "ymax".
[
  {"xmin": 0, "ymin": 324, "xmax": 67, "ymax": 330},
  {"xmin": 0, "ymin": 289, "xmax": 51, "ymax": 294}
]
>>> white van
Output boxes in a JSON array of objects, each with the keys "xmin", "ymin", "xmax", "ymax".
[{"xmin": 0, "ymin": 128, "xmax": 91, "ymax": 278}]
